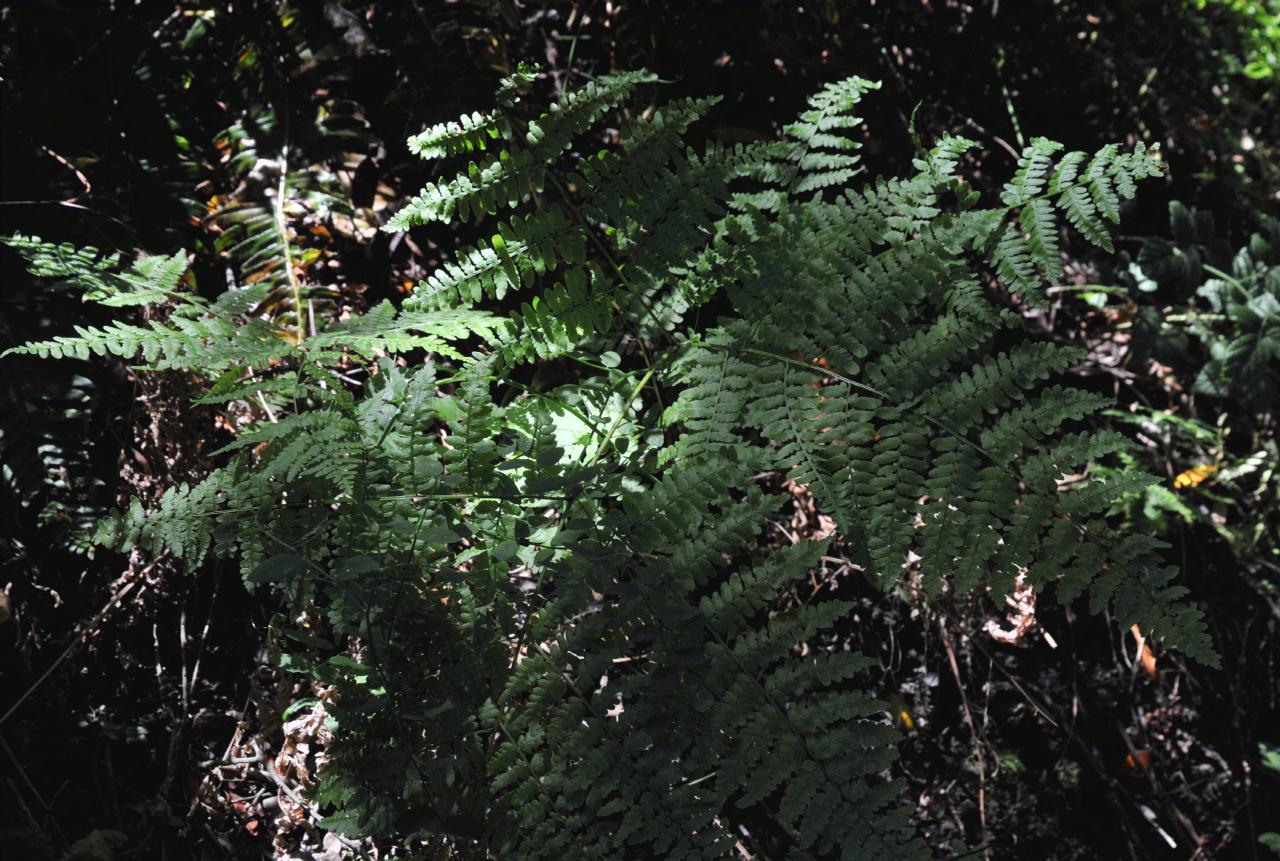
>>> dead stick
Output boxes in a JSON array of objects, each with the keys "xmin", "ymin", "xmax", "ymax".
[
  {"xmin": 0, "ymin": 563, "xmax": 160, "ymax": 727},
  {"xmin": 940, "ymin": 617, "xmax": 989, "ymax": 861}
]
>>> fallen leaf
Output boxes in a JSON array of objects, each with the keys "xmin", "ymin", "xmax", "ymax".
[
  {"xmin": 1130, "ymin": 624, "xmax": 1158, "ymax": 677},
  {"xmin": 1124, "ymin": 749, "xmax": 1153, "ymax": 774},
  {"xmin": 888, "ymin": 694, "xmax": 915, "ymax": 732},
  {"xmin": 986, "ymin": 572, "xmax": 1037, "ymax": 646},
  {"xmin": 1173, "ymin": 463, "xmax": 1216, "ymax": 490}
]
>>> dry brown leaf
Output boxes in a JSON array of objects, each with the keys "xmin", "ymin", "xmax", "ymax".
[
  {"xmin": 1124, "ymin": 749, "xmax": 1153, "ymax": 774},
  {"xmin": 1130, "ymin": 623, "xmax": 1158, "ymax": 677}
]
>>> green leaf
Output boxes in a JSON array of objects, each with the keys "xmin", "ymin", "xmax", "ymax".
[
  {"xmin": 493, "ymin": 539, "xmax": 519, "ymax": 561},
  {"xmin": 247, "ymin": 554, "xmax": 310, "ymax": 584}
]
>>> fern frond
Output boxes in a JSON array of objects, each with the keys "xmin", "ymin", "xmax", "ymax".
[
  {"xmin": 1021, "ymin": 197, "xmax": 1063, "ymax": 283},
  {"xmin": 1000, "ymin": 137, "xmax": 1064, "ymax": 207},
  {"xmin": 407, "ymin": 109, "xmax": 513, "ymax": 159},
  {"xmin": 925, "ymin": 342, "xmax": 1082, "ymax": 434},
  {"xmin": 4, "ymin": 317, "xmax": 292, "ymax": 372},
  {"xmin": 307, "ymin": 301, "xmax": 503, "ymax": 360},
  {"xmin": 773, "ymin": 75, "xmax": 880, "ymax": 198},
  {"xmin": 1057, "ymin": 184, "xmax": 1114, "ymax": 250},
  {"xmin": 388, "ymin": 71, "xmax": 655, "ymax": 229},
  {"xmin": 498, "ymin": 266, "xmax": 615, "ymax": 362},
  {"xmin": 385, "ymin": 147, "xmax": 550, "ymax": 228},
  {"xmin": 405, "ymin": 206, "xmax": 584, "ymax": 307},
  {"xmin": 2, "ymin": 234, "xmax": 195, "ymax": 307},
  {"xmin": 980, "ymin": 386, "xmax": 1114, "ymax": 461}
]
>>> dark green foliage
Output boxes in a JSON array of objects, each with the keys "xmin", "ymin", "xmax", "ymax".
[
  {"xmin": 6, "ymin": 68, "xmax": 1215, "ymax": 857},
  {"xmin": 1104, "ymin": 201, "xmax": 1280, "ymax": 591},
  {"xmin": 0, "ymin": 235, "xmax": 187, "ymax": 549},
  {"xmin": 1138, "ymin": 203, "xmax": 1280, "ymax": 407}
]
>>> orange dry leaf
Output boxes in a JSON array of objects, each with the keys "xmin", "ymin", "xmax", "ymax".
[
  {"xmin": 887, "ymin": 694, "xmax": 915, "ymax": 732},
  {"xmin": 1140, "ymin": 642, "xmax": 1157, "ymax": 677},
  {"xmin": 1173, "ymin": 463, "xmax": 1216, "ymax": 490},
  {"xmin": 1124, "ymin": 749, "xmax": 1153, "ymax": 774},
  {"xmin": 1130, "ymin": 624, "xmax": 1157, "ymax": 678},
  {"xmin": 1102, "ymin": 303, "xmax": 1135, "ymax": 325}
]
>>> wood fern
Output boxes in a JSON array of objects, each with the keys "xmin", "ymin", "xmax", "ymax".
[{"xmin": 3, "ymin": 67, "xmax": 1214, "ymax": 859}]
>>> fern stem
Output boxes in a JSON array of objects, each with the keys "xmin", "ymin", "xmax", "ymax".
[
  {"xmin": 274, "ymin": 145, "xmax": 306, "ymax": 344},
  {"xmin": 543, "ymin": 158, "xmax": 669, "ymax": 366},
  {"xmin": 589, "ymin": 365, "xmax": 655, "ymax": 466},
  {"xmin": 725, "ymin": 343, "xmax": 893, "ymax": 401},
  {"xmin": 1201, "ymin": 262, "xmax": 1255, "ymax": 300}
]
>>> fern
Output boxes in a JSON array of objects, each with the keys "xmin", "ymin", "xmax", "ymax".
[
  {"xmin": 742, "ymin": 76, "xmax": 880, "ymax": 207},
  {"xmin": 7, "ymin": 68, "xmax": 1217, "ymax": 858},
  {"xmin": 988, "ymin": 138, "xmax": 1163, "ymax": 303},
  {"xmin": 408, "ymin": 110, "xmax": 513, "ymax": 159},
  {"xmin": 386, "ymin": 71, "xmax": 656, "ymax": 229}
]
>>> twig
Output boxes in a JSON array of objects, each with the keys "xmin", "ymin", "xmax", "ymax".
[
  {"xmin": 40, "ymin": 146, "xmax": 91, "ymax": 200},
  {"xmin": 1, "ymin": 775, "xmax": 56, "ymax": 858},
  {"xmin": 0, "ymin": 559, "xmax": 162, "ymax": 727},
  {"xmin": 186, "ymin": 692, "xmax": 253, "ymax": 825},
  {"xmin": 950, "ymin": 111, "xmax": 1021, "ymax": 160},
  {"xmin": 251, "ymin": 766, "xmax": 361, "ymax": 851},
  {"xmin": 939, "ymin": 617, "xmax": 989, "ymax": 861},
  {"xmin": 179, "ymin": 606, "xmax": 190, "ymax": 716},
  {"xmin": 1, "ymin": 734, "xmax": 65, "ymax": 848},
  {"xmin": 186, "ymin": 570, "xmax": 222, "ymax": 710},
  {"xmin": 255, "ymin": 390, "xmax": 278, "ymax": 423}
]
